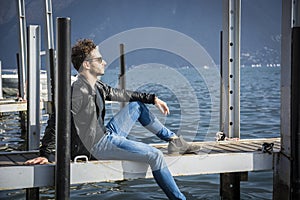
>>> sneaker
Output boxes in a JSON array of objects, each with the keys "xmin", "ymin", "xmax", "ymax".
[{"xmin": 168, "ymin": 136, "xmax": 200, "ymax": 155}]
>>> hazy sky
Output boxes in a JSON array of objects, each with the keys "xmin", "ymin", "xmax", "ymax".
[{"xmin": 0, "ymin": 0, "xmax": 281, "ymax": 69}]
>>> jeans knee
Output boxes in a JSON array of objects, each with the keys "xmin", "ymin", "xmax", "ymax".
[
  {"xmin": 148, "ymin": 148, "xmax": 166, "ymax": 171},
  {"xmin": 129, "ymin": 101, "xmax": 142, "ymax": 107},
  {"xmin": 128, "ymin": 101, "xmax": 143, "ymax": 112}
]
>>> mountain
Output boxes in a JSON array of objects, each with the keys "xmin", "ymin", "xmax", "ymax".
[{"xmin": 0, "ymin": 0, "xmax": 281, "ymax": 69}]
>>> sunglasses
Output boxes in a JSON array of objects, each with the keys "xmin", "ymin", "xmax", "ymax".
[{"xmin": 85, "ymin": 57, "xmax": 103, "ymax": 64}]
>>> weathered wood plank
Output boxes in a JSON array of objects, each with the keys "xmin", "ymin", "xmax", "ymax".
[
  {"xmin": 0, "ymin": 155, "xmax": 14, "ymax": 166},
  {"xmin": 0, "ymin": 151, "xmax": 39, "ymax": 166}
]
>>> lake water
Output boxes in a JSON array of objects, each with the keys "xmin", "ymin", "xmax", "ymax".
[{"xmin": 0, "ymin": 66, "xmax": 280, "ymax": 199}]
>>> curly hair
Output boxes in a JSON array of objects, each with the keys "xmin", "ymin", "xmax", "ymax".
[{"xmin": 71, "ymin": 39, "xmax": 96, "ymax": 71}]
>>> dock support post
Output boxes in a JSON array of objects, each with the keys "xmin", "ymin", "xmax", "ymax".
[
  {"xmin": 0, "ymin": 60, "xmax": 3, "ymax": 99},
  {"xmin": 26, "ymin": 25, "xmax": 41, "ymax": 200},
  {"xmin": 44, "ymin": 0, "xmax": 54, "ymax": 102},
  {"xmin": 274, "ymin": 0, "xmax": 300, "ymax": 199},
  {"xmin": 291, "ymin": 25, "xmax": 300, "ymax": 200},
  {"xmin": 26, "ymin": 25, "xmax": 41, "ymax": 151},
  {"xmin": 55, "ymin": 17, "xmax": 71, "ymax": 200},
  {"xmin": 219, "ymin": 31, "xmax": 224, "ymax": 131},
  {"xmin": 16, "ymin": 53, "xmax": 27, "ymax": 139},
  {"xmin": 119, "ymin": 43, "xmax": 126, "ymax": 108},
  {"xmin": 220, "ymin": 0, "xmax": 241, "ymax": 199},
  {"xmin": 49, "ymin": 48, "xmax": 56, "ymax": 113},
  {"xmin": 16, "ymin": 0, "xmax": 28, "ymax": 148},
  {"xmin": 16, "ymin": 0, "xmax": 27, "ymax": 100},
  {"xmin": 220, "ymin": 173, "xmax": 240, "ymax": 200},
  {"xmin": 221, "ymin": 0, "xmax": 240, "ymax": 138}
]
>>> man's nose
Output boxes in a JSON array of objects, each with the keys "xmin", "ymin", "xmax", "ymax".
[{"xmin": 102, "ymin": 60, "xmax": 107, "ymax": 66}]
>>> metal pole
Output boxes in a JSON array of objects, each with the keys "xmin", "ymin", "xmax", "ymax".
[
  {"xmin": 26, "ymin": 25, "xmax": 41, "ymax": 150},
  {"xmin": 49, "ymin": 48, "xmax": 55, "ymax": 113},
  {"xmin": 0, "ymin": 60, "xmax": 3, "ymax": 99},
  {"xmin": 16, "ymin": 53, "xmax": 21, "ymax": 98},
  {"xmin": 16, "ymin": 53, "xmax": 27, "ymax": 137},
  {"xmin": 292, "ymin": 0, "xmax": 300, "ymax": 27},
  {"xmin": 291, "ymin": 26, "xmax": 300, "ymax": 200},
  {"xmin": 220, "ymin": 31, "xmax": 224, "ymax": 132},
  {"xmin": 220, "ymin": 173, "xmax": 240, "ymax": 200},
  {"xmin": 119, "ymin": 43, "xmax": 126, "ymax": 108},
  {"xmin": 273, "ymin": 0, "xmax": 297, "ymax": 199},
  {"xmin": 55, "ymin": 17, "xmax": 71, "ymax": 200},
  {"xmin": 26, "ymin": 25, "xmax": 41, "ymax": 200},
  {"xmin": 227, "ymin": 0, "xmax": 240, "ymax": 138},
  {"xmin": 291, "ymin": 3, "xmax": 300, "ymax": 198},
  {"xmin": 222, "ymin": 0, "xmax": 241, "ymax": 138},
  {"xmin": 220, "ymin": 1, "xmax": 241, "ymax": 199},
  {"xmin": 44, "ymin": 0, "xmax": 54, "ymax": 102},
  {"xmin": 16, "ymin": 0, "xmax": 27, "ymax": 100}
]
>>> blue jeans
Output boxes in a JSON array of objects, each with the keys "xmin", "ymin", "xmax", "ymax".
[{"xmin": 91, "ymin": 101, "xmax": 186, "ymax": 200}]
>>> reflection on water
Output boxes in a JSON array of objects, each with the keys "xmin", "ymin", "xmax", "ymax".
[{"xmin": 0, "ymin": 66, "xmax": 280, "ymax": 199}]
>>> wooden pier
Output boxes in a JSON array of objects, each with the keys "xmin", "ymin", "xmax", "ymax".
[
  {"xmin": 1, "ymin": 0, "xmax": 299, "ymax": 199},
  {"xmin": 0, "ymin": 137, "xmax": 280, "ymax": 190},
  {"xmin": 0, "ymin": 99, "xmax": 45, "ymax": 113}
]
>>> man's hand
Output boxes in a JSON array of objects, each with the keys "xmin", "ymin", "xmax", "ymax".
[
  {"xmin": 24, "ymin": 157, "xmax": 49, "ymax": 165},
  {"xmin": 154, "ymin": 97, "xmax": 170, "ymax": 115}
]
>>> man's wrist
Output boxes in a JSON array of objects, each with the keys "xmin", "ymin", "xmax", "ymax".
[{"xmin": 154, "ymin": 96, "xmax": 159, "ymax": 104}]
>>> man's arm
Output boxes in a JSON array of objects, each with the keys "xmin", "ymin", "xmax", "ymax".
[
  {"xmin": 98, "ymin": 80, "xmax": 155, "ymax": 103},
  {"xmin": 25, "ymin": 113, "xmax": 56, "ymax": 165},
  {"xmin": 98, "ymin": 81, "xmax": 170, "ymax": 115}
]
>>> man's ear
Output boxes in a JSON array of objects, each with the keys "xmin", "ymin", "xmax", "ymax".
[{"xmin": 82, "ymin": 60, "xmax": 90, "ymax": 70}]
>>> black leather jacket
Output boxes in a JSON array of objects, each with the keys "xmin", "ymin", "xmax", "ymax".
[{"xmin": 39, "ymin": 74, "xmax": 156, "ymax": 161}]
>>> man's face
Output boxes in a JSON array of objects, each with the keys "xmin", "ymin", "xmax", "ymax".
[{"xmin": 85, "ymin": 48, "xmax": 106, "ymax": 76}]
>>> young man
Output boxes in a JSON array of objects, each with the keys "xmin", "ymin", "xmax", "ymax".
[{"xmin": 25, "ymin": 39, "xmax": 197, "ymax": 200}]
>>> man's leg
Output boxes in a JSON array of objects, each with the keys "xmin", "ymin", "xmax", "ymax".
[
  {"xmin": 153, "ymin": 167, "xmax": 186, "ymax": 200},
  {"xmin": 106, "ymin": 101, "xmax": 198, "ymax": 155},
  {"xmin": 91, "ymin": 134, "xmax": 186, "ymax": 200},
  {"xmin": 92, "ymin": 102, "xmax": 185, "ymax": 199},
  {"xmin": 106, "ymin": 101, "xmax": 176, "ymax": 141}
]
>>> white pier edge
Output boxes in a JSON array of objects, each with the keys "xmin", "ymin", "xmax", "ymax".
[{"xmin": 0, "ymin": 150, "xmax": 277, "ymax": 190}]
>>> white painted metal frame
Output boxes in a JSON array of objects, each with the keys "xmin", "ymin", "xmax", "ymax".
[
  {"xmin": 16, "ymin": 0, "xmax": 27, "ymax": 100},
  {"xmin": 27, "ymin": 25, "xmax": 41, "ymax": 150},
  {"xmin": 222, "ymin": 0, "xmax": 241, "ymax": 138},
  {"xmin": 0, "ymin": 151, "xmax": 276, "ymax": 190}
]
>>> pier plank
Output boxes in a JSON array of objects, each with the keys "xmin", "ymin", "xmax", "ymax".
[
  {"xmin": 0, "ymin": 151, "xmax": 39, "ymax": 166},
  {"xmin": 0, "ymin": 100, "xmax": 45, "ymax": 113},
  {"xmin": 0, "ymin": 155, "xmax": 14, "ymax": 166},
  {"xmin": 0, "ymin": 138, "xmax": 280, "ymax": 190}
]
